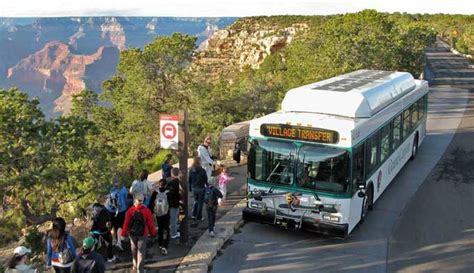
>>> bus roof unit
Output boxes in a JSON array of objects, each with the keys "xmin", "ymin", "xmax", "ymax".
[{"xmin": 281, "ymin": 70, "xmax": 417, "ymax": 118}]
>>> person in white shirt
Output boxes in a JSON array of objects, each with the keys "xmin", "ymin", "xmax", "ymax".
[
  {"xmin": 197, "ymin": 135, "xmax": 214, "ymax": 180},
  {"xmin": 6, "ymin": 246, "xmax": 37, "ymax": 273}
]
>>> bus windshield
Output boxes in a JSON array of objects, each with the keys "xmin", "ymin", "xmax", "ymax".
[
  {"xmin": 296, "ymin": 145, "xmax": 349, "ymax": 193},
  {"xmin": 248, "ymin": 139, "xmax": 296, "ymax": 185}
]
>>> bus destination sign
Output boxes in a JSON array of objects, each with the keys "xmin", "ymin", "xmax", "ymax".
[{"xmin": 260, "ymin": 124, "xmax": 339, "ymax": 144}]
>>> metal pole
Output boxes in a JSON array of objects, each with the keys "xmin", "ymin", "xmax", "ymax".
[{"xmin": 179, "ymin": 110, "xmax": 189, "ymax": 244}]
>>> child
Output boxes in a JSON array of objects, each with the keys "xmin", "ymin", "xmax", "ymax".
[{"xmin": 217, "ymin": 165, "xmax": 234, "ymax": 206}]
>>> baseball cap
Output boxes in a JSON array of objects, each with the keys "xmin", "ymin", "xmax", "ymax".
[
  {"xmin": 134, "ymin": 193, "xmax": 144, "ymax": 202},
  {"xmin": 82, "ymin": 237, "xmax": 97, "ymax": 250},
  {"xmin": 14, "ymin": 246, "xmax": 31, "ymax": 256}
]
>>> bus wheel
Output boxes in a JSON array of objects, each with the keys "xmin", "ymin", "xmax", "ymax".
[
  {"xmin": 361, "ymin": 186, "xmax": 373, "ymax": 221},
  {"xmin": 410, "ymin": 133, "xmax": 419, "ymax": 160}
]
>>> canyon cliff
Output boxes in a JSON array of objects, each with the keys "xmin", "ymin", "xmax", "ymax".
[
  {"xmin": 0, "ymin": 17, "xmax": 235, "ymax": 116},
  {"xmin": 7, "ymin": 41, "xmax": 119, "ymax": 115}
]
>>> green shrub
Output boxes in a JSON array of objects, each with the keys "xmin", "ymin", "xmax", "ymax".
[{"xmin": 143, "ymin": 150, "xmax": 177, "ymax": 173}]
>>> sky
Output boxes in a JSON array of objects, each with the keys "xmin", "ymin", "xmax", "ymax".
[{"xmin": 0, "ymin": 0, "xmax": 472, "ymax": 17}]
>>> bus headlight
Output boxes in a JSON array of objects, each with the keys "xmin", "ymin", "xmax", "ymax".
[
  {"xmin": 322, "ymin": 213, "xmax": 341, "ymax": 223},
  {"xmin": 250, "ymin": 201, "xmax": 266, "ymax": 210}
]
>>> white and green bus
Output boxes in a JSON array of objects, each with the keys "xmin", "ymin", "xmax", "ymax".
[{"xmin": 243, "ymin": 70, "xmax": 429, "ymax": 237}]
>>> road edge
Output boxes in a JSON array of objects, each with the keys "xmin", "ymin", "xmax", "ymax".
[{"xmin": 176, "ymin": 199, "xmax": 246, "ymax": 273}]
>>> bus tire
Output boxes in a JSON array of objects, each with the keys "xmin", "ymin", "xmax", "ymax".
[
  {"xmin": 410, "ymin": 133, "xmax": 419, "ymax": 160},
  {"xmin": 367, "ymin": 184, "xmax": 374, "ymax": 210},
  {"xmin": 361, "ymin": 186, "xmax": 373, "ymax": 222}
]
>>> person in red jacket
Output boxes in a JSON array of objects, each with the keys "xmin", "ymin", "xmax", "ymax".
[{"xmin": 121, "ymin": 193, "xmax": 155, "ymax": 273}]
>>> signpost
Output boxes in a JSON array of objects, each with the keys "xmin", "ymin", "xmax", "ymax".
[
  {"xmin": 160, "ymin": 115, "xmax": 179, "ymax": 150},
  {"xmin": 160, "ymin": 113, "xmax": 189, "ymax": 243},
  {"xmin": 178, "ymin": 111, "xmax": 189, "ymax": 244}
]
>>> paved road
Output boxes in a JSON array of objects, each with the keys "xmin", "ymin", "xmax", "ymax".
[
  {"xmin": 210, "ymin": 46, "xmax": 471, "ymax": 272},
  {"xmin": 387, "ymin": 42, "xmax": 474, "ymax": 273}
]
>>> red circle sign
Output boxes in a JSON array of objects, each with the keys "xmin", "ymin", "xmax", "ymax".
[{"xmin": 161, "ymin": 123, "xmax": 177, "ymax": 139}]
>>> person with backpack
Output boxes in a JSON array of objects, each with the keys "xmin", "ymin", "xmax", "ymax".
[
  {"xmin": 130, "ymin": 170, "xmax": 154, "ymax": 207},
  {"xmin": 204, "ymin": 180, "xmax": 223, "ymax": 237},
  {"xmin": 5, "ymin": 246, "xmax": 37, "ymax": 273},
  {"xmin": 161, "ymin": 154, "xmax": 173, "ymax": 181},
  {"xmin": 167, "ymin": 167, "xmax": 181, "ymax": 239},
  {"xmin": 121, "ymin": 193, "xmax": 156, "ymax": 273},
  {"xmin": 90, "ymin": 195, "xmax": 116, "ymax": 263},
  {"xmin": 105, "ymin": 179, "xmax": 128, "ymax": 251},
  {"xmin": 148, "ymin": 179, "xmax": 170, "ymax": 255},
  {"xmin": 46, "ymin": 217, "xmax": 77, "ymax": 273},
  {"xmin": 188, "ymin": 157, "xmax": 209, "ymax": 221},
  {"xmin": 71, "ymin": 237, "xmax": 106, "ymax": 273}
]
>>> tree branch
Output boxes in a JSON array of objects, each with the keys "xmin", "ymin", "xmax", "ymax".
[
  {"xmin": 20, "ymin": 199, "xmax": 58, "ymax": 226},
  {"xmin": 56, "ymin": 188, "xmax": 96, "ymax": 206}
]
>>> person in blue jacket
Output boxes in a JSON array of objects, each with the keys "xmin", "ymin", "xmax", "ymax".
[
  {"xmin": 161, "ymin": 154, "xmax": 173, "ymax": 181},
  {"xmin": 105, "ymin": 179, "xmax": 129, "ymax": 251},
  {"xmin": 46, "ymin": 217, "xmax": 77, "ymax": 273}
]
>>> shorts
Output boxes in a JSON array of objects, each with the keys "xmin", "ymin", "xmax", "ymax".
[{"xmin": 109, "ymin": 211, "xmax": 126, "ymax": 230}]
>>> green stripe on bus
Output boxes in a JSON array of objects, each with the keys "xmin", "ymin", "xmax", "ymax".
[{"xmin": 248, "ymin": 179, "xmax": 353, "ymax": 199}]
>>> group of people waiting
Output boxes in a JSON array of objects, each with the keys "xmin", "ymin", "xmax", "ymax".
[{"xmin": 5, "ymin": 135, "xmax": 238, "ymax": 273}]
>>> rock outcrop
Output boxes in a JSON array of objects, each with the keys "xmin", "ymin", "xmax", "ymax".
[
  {"xmin": 193, "ymin": 19, "xmax": 308, "ymax": 78},
  {"xmin": 100, "ymin": 17, "xmax": 126, "ymax": 50},
  {"xmin": 7, "ymin": 41, "xmax": 119, "ymax": 115}
]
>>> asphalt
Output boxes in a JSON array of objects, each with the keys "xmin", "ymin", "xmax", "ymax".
[
  {"xmin": 210, "ymin": 42, "xmax": 472, "ymax": 273},
  {"xmin": 387, "ymin": 42, "xmax": 474, "ymax": 272},
  {"xmin": 387, "ymin": 85, "xmax": 474, "ymax": 273}
]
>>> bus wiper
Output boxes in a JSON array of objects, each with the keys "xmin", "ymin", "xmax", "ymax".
[
  {"xmin": 280, "ymin": 152, "xmax": 293, "ymax": 183},
  {"xmin": 266, "ymin": 162, "xmax": 281, "ymax": 182},
  {"xmin": 301, "ymin": 152, "xmax": 321, "ymax": 202},
  {"xmin": 269, "ymin": 151, "xmax": 292, "ymax": 193}
]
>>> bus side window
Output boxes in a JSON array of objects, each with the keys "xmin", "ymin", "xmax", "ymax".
[
  {"xmin": 365, "ymin": 131, "xmax": 380, "ymax": 176},
  {"xmin": 392, "ymin": 114, "xmax": 402, "ymax": 150},
  {"xmin": 352, "ymin": 144, "xmax": 364, "ymax": 189},
  {"xmin": 417, "ymin": 98, "xmax": 424, "ymax": 120},
  {"xmin": 380, "ymin": 123, "xmax": 391, "ymax": 163},
  {"xmin": 402, "ymin": 109, "xmax": 411, "ymax": 139},
  {"xmin": 411, "ymin": 104, "xmax": 419, "ymax": 125}
]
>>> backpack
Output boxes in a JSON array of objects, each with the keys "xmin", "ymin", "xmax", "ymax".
[
  {"xmin": 107, "ymin": 191, "xmax": 120, "ymax": 212},
  {"xmin": 154, "ymin": 191, "xmax": 169, "ymax": 217},
  {"xmin": 204, "ymin": 187, "xmax": 217, "ymax": 207},
  {"xmin": 128, "ymin": 209, "xmax": 145, "ymax": 237},
  {"xmin": 132, "ymin": 180, "xmax": 146, "ymax": 195},
  {"xmin": 91, "ymin": 204, "xmax": 103, "ymax": 221}
]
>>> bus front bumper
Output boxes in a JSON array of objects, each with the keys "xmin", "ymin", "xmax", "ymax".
[{"xmin": 243, "ymin": 208, "xmax": 349, "ymax": 238}]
